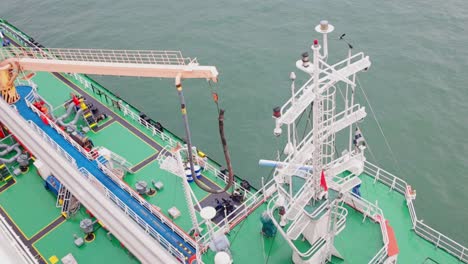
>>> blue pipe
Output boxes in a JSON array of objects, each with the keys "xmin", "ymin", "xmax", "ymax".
[{"xmin": 15, "ymin": 86, "xmax": 194, "ymax": 261}]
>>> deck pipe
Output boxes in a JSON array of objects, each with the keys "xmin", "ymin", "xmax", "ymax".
[
  {"xmin": 0, "ymin": 143, "xmax": 21, "ymax": 163},
  {"xmin": 56, "ymin": 103, "xmax": 83, "ymax": 131}
]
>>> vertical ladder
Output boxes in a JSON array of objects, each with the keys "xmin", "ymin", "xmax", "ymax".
[{"xmin": 0, "ymin": 162, "xmax": 13, "ymax": 182}]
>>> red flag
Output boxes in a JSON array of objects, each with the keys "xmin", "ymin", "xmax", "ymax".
[{"xmin": 320, "ymin": 170, "xmax": 328, "ymax": 191}]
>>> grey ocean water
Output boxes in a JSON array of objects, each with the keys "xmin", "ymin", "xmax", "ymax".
[{"xmin": 3, "ymin": 0, "xmax": 468, "ymax": 246}]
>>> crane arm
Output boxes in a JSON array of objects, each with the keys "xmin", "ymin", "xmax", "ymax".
[
  {"xmin": 3, "ymin": 58, "xmax": 218, "ymax": 80},
  {"xmin": 0, "ymin": 47, "xmax": 218, "ymax": 81}
]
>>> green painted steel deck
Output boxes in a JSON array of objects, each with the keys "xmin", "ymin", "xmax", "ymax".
[{"xmin": 0, "ymin": 18, "xmax": 465, "ymax": 264}]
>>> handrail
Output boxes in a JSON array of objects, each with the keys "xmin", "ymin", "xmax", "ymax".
[
  {"xmin": 25, "ymin": 99, "xmax": 187, "ymax": 260},
  {"xmin": 1, "ymin": 47, "xmax": 194, "ymax": 66},
  {"xmin": 119, "ymin": 102, "xmax": 178, "ymax": 147},
  {"xmin": 333, "ymin": 205, "xmax": 348, "ymax": 233},
  {"xmin": 24, "ymin": 89, "xmax": 197, "ymax": 256},
  {"xmin": 364, "ymin": 161, "xmax": 468, "ymax": 263},
  {"xmin": 77, "ymin": 167, "xmax": 186, "ymax": 261},
  {"xmin": 197, "ymin": 178, "xmax": 276, "ymax": 246},
  {"xmin": 266, "ymin": 194, "xmax": 341, "ymax": 259},
  {"xmin": 0, "ymin": 88, "xmax": 179, "ymax": 263},
  {"xmin": 95, "ymin": 156, "xmax": 197, "ymax": 249},
  {"xmin": 24, "ymin": 91, "xmax": 94, "ymax": 161},
  {"xmin": 95, "ymin": 146, "xmax": 134, "ymax": 173},
  {"xmin": 20, "ymin": 49, "xmax": 197, "ymax": 251},
  {"xmin": 195, "ymin": 155, "xmax": 253, "ymax": 197},
  {"xmin": 343, "ymin": 191, "xmax": 389, "ymax": 263},
  {"xmin": 0, "ymin": 215, "xmax": 39, "ymax": 264},
  {"xmin": 27, "ymin": 121, "xmax": 77, "ymax": 168}
]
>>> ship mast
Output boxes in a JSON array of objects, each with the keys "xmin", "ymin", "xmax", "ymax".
[{"xmin": 266, "ymin": 20, "xmax": 371, "ymax": 263}]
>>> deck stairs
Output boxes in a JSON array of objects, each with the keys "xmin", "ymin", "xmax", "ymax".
[
  {"xmin": 284, "ymin": 172, "xmax": 317, "ymax": 221},
  {"xmin": 329, "ymin": 175, "xmax": 361, "ymax": 194},
  {"xmin": 56, "ymin": 184, "xmax": 80, "ymax": 218},
  {"xmin": 0, "ymin": 162, "xmax": 13, "ymax": 182},
  {"xmin": 287, "ymin": 212, "xmax": 311, "ymax": 240},
  {"xmin": 95, "ymin": 147, "xmax": 134, "ymax": 174},
  {"xmin": 80, "ymin": 103, "xmax": 98, "ymax": 131}
]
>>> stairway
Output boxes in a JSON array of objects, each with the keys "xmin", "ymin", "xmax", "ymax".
[
  {"xmin": 287, "ymin": 212, "xmax": 311, "ymax": 240},
  {"xmin": 285, "ymin": 175, "xmax": 317, "ymax": 221},
  {"xmin": 96, "ymin": 147, "xmax": 134, "ymax": 173},
  {"xmin": 329, "ymin": 176, "xmax": 361, "ymax": 194},
  {"xmin": 96, "ymin": 155, "xmax": 109, "ymax": 166},
  {"xmin": 0, "ymin": 162, "xmax": 12, "ymax": 182},
  {"xmin": 57, "ymin": 184, "xmax": 80, "ymax": 218},
  {"xmin": 80, "ymin": 103, "xmax": 98, "ymax": 130}
]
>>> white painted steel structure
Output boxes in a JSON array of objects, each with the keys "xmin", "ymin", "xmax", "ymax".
[
  {"xmin": 267, "ymin": 21, "xmax": 373, "ymax": 263},
  {"xmin": 0, "ymin": 96, "xmax": 178, "ymax": 263},
  {"xmin": 0, "ymin": 47, "xmax": 218, "ymax": 81}
]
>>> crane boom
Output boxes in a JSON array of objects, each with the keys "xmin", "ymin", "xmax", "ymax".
[{"xmin": 0, "ymin": 47, "xmax": 218, "ymax": 103}]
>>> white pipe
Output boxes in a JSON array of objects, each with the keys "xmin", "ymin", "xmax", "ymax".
[
  {"xmin": 258, "ymin": 159, "xmax": 313, "ymax": 171},
  {"xmin": 322, "ymin": 33, "xmax": 329, "ymax": 60},
  {"xmin": 0, "ymin": 92, "xmax": 178, "ymax": 264}
]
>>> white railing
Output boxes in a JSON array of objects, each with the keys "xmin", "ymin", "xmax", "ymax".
[
  {"xmin": 364, "ymin": 161, "xmax": 468, "ymax": 263},
  {"xmin": 368, "ymin": 214, "xmax": 390, "ymax": 264},
  {"xmin": 28, "ymin": 114, "xmax": 189, "ymax": 261},
  {"xmin": 119, "ymin": 102, "xmax": 177, "ymax": 147},
  {"xmin": 0, "ymin": 23, "xmax": 35, "ymax": 48},
  {"xmin": 24, "ymin": 90, "xmax": 197, "ymax": 255},
  {"xmin": 0, "ymin": 214, "xmax": 39, "ymax": 264},
  {"xmin": 196, "ymin": 155, "xmax": 253, "ymax": 197},
  {"xmin": 4, "ymin": 21, "xmax": 189, "ymax": 155},
  {"xmin": 95, "ymin": 156, "xmax": 197, "ymax": 250},
  {"xmin": 266, "ymin": 195, "xmax": 340, "ymax": 259},
  {"xmin": 197, "ymin": 178, "xmax": 276, "ymax": 247},
  {"xmin": 27, "ymin": 121, "xmax": 77, "ymax": 168},
  {"xmin": 78, "ymin": 167, "xmax": 186, "ymax": 261},
  {"xmin": 343, "ymin": 191, "xmax": 389, "ymax": 264},
  {"xmin": 3, "ymin": 22, "xmax": 199, "ymax": 262},
  {"xmin": 24, "ymin": 90, "xmax": 95, "ymax": 161},
  {"xmin": 0, "ymin": 25, "xmax": 195, "ymax": 66},
  {"xmin": 1, "ymin": 47, "xmax": 195, "ymax": 66},
  {"xmin": 95, "ymin": 147, "xmax": 134, "ymax": 173},
  {"xmin": 332, "ymin": 205, "xmax": 348, "ymax": 234}
]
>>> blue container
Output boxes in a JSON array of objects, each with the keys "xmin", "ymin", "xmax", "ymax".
[
  {"xmin": 185, "ymin": 169, "xmax": 194, "ymax": 183},
  {"xmin": 194, "ymin": 165, "xmax": 202, "ymax": 179}
]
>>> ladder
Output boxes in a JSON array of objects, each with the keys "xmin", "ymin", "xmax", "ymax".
[
  {"xmin": 80, "ymin": 103, "xmax": 98, "ymax": 131},
  {"xmin": 57, "ymin": 185, "xmax": 79, "ymax": 218},
  {"xmin": 285, "ymin": 175, "xmax": 317, "ymax": 221},
  {"xmin": 96, "ymin": 155, "xmax": 109, "ymax": 166},
  {"xmin": 96, "ymin": 147, "xmax": 134, "ymax": 173},
  {"xmin": 287, "ymin": 212, "xmax": 311, "ymax": 240},
  {"xmin": 0, "ymin": 162, "xmax": 13, "ymax": 182}
]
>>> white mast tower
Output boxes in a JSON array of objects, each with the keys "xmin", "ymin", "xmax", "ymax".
[{"xmin": 266, "ymin": 21, "xmax": 371, "ymax": 263}]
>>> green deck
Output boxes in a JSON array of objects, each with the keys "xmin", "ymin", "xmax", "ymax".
[{"xmin": 0, "ymin": 18, "xmax": 465, "ymax": 264}]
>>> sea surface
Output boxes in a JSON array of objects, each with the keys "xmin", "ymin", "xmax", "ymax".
[{"xmin": 3, "ymin": 0, "xmax": 468, "ymax": 247}]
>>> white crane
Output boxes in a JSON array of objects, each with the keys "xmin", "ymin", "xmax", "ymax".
[
  {"xmin": 0, "ymin": 47, "xmax": 218, "ymax": 103},
  {"xmin": 0, "ymin": 44, "xmax": 221, "ymax": 263}
]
